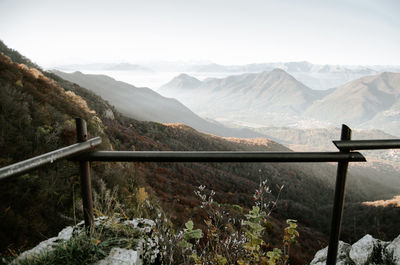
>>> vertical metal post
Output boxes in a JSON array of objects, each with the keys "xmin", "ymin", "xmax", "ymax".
[
  {"xmin": 75, "ymin": 118, "xmax": 94, "ymax": 230},
  {"xmin": 326, "ymin": 125, "xmax": 352, "ymax": 265}
]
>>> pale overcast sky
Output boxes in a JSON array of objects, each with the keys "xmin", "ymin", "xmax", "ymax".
[{"xmin": 0, "ymin": 0, "xmax": 399, "ymax": 66}]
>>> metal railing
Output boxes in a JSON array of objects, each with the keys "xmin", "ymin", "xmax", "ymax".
[
  {"xmin": 79, "ymin": 150, "xmax": 365, "ymax": 162},
  {"xmin": 0, "ymin": 136, "xmax": 102, "ymax": 180},
  {"xmin": 1, "ymin": 118, "xmax": 400, "ymax": 265}
]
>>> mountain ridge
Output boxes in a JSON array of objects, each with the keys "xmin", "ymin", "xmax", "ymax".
[
  {"xmin": 2, "ymin": 40, "xmax": 400, "ymax": 263},
  {"xmin": 304, "ymin": 72, "xmax": 400, "ymax": 130},
  {"xmin": 161, "ymin": 70, "xmax": 400, "ymax": 135},
  {"xmin": 51, "ymin": 69, "xmax": 263, "ymax": 139},
  {"xmin": 53, "ymin": 60, "xmax": 400, "ymax": 90},
  {"xmin": 160, "ymin": 68, "xmax": 323, "ymax": 116}
]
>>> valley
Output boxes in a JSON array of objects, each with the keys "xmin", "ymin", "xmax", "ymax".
[
  {"xmin": 2, "ymin": 1, "xmax": 400, "ymax": 263},
  {"xmin": 159, "ymin": 68, "xmax": 400, "ymax": 137},
  {"xmin": 1, "ymin": 40, "xmax": 400, "ymax": 264}
]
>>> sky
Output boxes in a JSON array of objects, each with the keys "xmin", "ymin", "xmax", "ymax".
[{"xmin": 0, "ymin": 0, "xmax": 399, "ymax": 67}]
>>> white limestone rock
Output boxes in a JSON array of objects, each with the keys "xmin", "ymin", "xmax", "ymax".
[
  {"xmin": 310, "ymin": 234, "xmax": 400, "ymax": 265},
  {"xmin": 349, "ymin": 234, "xmax": 388, "ymax": 265},
  {"xmin": 11, "ymin": 217, "xmax": 158, "ymax": 265},
  {"xmin": 387, "ymin": 234, "xmax": 400, "ymax": 264},
  {"xmin": 104, "ymin": 108, "xmax": 115, "ymax": 120},
  {"xmin": 95, "ymin": 248, "xmax": 142, "ymax": 265},
  {"xmin": 57, "ymin": 226, "xmax": 74, "ymax": 240},
  {"xmin": 310, "ymin": 241, "xmax": 351, "ymax": 265},
  {"xmin": 11, "ymin": 225, "xmax": 75, "ymax": 264}
]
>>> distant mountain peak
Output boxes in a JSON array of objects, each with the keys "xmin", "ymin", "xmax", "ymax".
[
  {"xmin": 270, "ymin": 68, "xmax": 287, "ymax": 73},
  {"xmin": 263, "ymin": 68, "xmax": 303, "ymax": 83},
  {"xmin": 252, "ymin": 68, "xmax": 292, "ymax": 81},
  {"xmin": 160, "ymin": 73, "xmax": 201, "ymax": 90},
  {"xmin": 381, "ymin": 71, "xmax": 397, "ymax": 78},
  {"xmin": 176, "ymin": 73, "xmax": 198, "ymax": 80}
]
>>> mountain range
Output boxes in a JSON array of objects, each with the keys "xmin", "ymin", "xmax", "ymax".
[
  {"xmin": 2, "ymin": 40, "xmax": 400, "ymax": 264},
  {"xmin": 51, "ymin": 70, "xmax": 262, "ymax": 139},
  {"xmin": 187, "ymin": 61, "xmax": 385, "ymax": 90},
  {"xmin": 52, "ymin": 61, "xmax": 400, "ymax": 90},
  {"xmin": 160, "ymin": 70, "xmax": 400, "ymax": 136}
]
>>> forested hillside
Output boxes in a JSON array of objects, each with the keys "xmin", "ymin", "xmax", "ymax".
[{"xmin": 1, "ymin": 41, "xmax": 399, "ymax": 263}]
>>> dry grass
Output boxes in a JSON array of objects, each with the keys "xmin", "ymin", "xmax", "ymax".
[{"xmin": 362, "ymin": 195, "xmax": 400, "ymax": 207}]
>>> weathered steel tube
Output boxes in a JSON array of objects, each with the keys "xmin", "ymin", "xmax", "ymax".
[
  {"xmin": 78, "ymin": 151, "xmax": 366, "ymax": 163},
  {"xmin": 333, "ymin": 139, "xmax": 400, "ymax": 150},
  {"xmin": 327, "ymin": 125, "xmax": 352, "ymax": 265},
  {"xmin": 76, "ymin": 118, "xmax": 94, "ymax": 230},
  {"xmin": 0, "ymin": 137, "xmax": 102, "ymax": 180}
]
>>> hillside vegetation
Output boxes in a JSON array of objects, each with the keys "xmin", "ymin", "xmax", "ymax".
[{"xmin": 1, "ymin": 41, "xmax": 400, "ymax": 263}]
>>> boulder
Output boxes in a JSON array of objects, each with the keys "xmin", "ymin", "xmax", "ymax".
[
  {"xmin": 310, "ymin": 234, "xmax": 400, "ymax": 265},
  {"xmin": 349, "ymin": 234, "xmax": 388, "ymax": 265},
  {"xmin": 11, "ymin": 225, "xmax": 75, "ymax": 264},
  {"xmin": 11, "ymin": 217, "xmax": 159, "ymax": 265},
  {"xmin": 387, "ymin": 234, "xmax": 400, "ymax": 264},
  {"xmin": 95, "ymin": 248, "xmax": 142, "ymax": 265},
  {"xmin": 310, "ymin": 241, "xmax": 351, "ymax": 265}
]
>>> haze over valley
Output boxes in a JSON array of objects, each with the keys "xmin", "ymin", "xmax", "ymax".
[
  {"xmin": 50, "ymin": 60, "xmax": 400, "ymax": 202},
  {"xmin": 51, "ymin": 69, "xmax": 262, "ymax": 138},
  {"xmin": 158, "ymin": 67, "xmax": 400, "ymax": 136},
  {"xmin": 50, "ymin": 60, "xmax": 400, "ymax": 136},
  {"xmin": 2, "ymin": 0, "xmax": 400, "ymax": 263},
  {"xmin": 52, "ymin": 60, "xmax": 400, "ymax": 91},
  {"xmin": 51, "ymin": 59, "xmax": 400, "ymax": 215}
]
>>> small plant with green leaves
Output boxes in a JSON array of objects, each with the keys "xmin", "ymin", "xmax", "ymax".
[
  {"xmin": 193, "ymin": 185, "xmax": 247, "ymax": 264},
  {"xmin": 176, "ymin": 180, "xmax": 298, "ymax": 265},
  {"xmin": 178, "ymin": 220, "xmax": 203, "ymax": 264},
  {"xmin": 267, "ymin": 248, "xmax": 283, "ymax": 265},
  {"xmin": 239, "ymin": 207, "xmax": 299, "ymax": 265},
  {"xmin": 238, "ymin": 206, "xmax": 268, "ymax": 264},
  {"xmin": 282, "ymin": 219, "xmax": 299, "ymax": 264},
  {"xmin": 179, "ymin": 220, "xmax": 203, "ymax": 249}
]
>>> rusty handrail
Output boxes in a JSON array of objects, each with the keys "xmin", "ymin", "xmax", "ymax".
[
  {"xmin": 0, "ymin": 136, "xmax": 102, "ymax": 180},
  {"xmin": 77, "ymin": 150, "xmax": 366, "ymax": 163},
  {"xmin": 334, "ymin": 139, "xmax": 400, "ymax": 150}
]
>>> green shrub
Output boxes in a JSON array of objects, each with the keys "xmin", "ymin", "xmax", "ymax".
[{"xmin": 157, "ymin": 180, "xmax": 299, "ymax": 265}]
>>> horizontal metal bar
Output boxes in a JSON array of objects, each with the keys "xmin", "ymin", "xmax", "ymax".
[
  {"xmin": 78, "ymin": 151, "xmax": 366, "ymax": 163},
  {"xmin": 0, "ymin": 137, "xmax": 102, "ymax": 180},
  {"xmin": 333, "ymin": 139, "xmax": 400, "ymax": 151}
]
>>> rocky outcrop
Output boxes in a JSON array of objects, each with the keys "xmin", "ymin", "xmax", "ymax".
[
  {"xmin": 11, "ymin": 217, "xmax": 159, "ymax": 265},
  {"xmin": 387, "ymin": 235, "xmax": 400, "ymax": 264},
  {"xmin": 310, "ymin": 234, "xmax": 400, "ymax": 265},
  {"xmin": 310, "ymin": 241, "xmax": 352, "ymax": 265},
  {"xmin": 95, "ymin": 248, "xmax": 142, "ymax": 265},
  {"xmin": 11, "ymin": 225, "xmax": 75, "ymax": 264}
]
